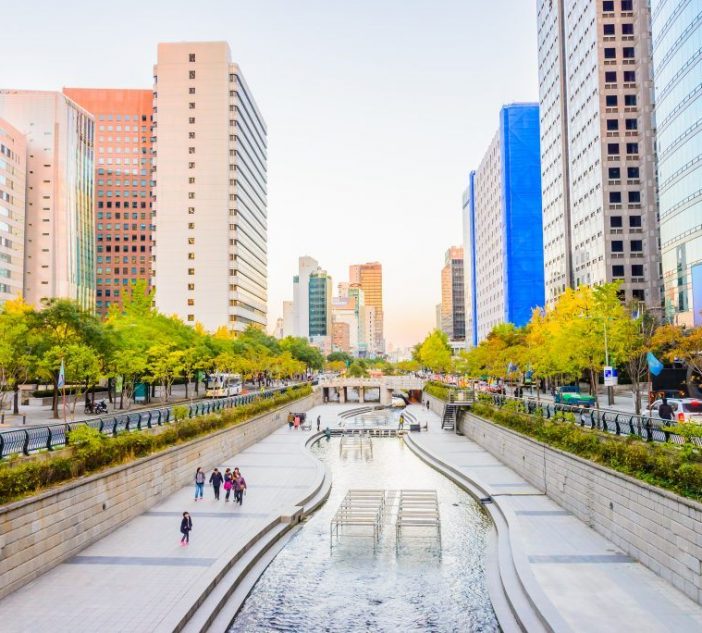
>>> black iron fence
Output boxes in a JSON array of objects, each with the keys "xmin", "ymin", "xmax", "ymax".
[
  {"xmin": 0, "ymin": 383, "xmax": 312, "ymax": 459},
  {"xmin": 479, "ymin": 394, "xmax": 702, "ymax": 447}
]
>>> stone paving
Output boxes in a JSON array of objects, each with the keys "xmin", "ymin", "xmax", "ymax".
[
  {"xmin": 0, "ymin": 404, "xmax": 346, "ymax": 633},
  {"xmin": 406, "ymin": 404, "xmax": 702, "ymax": 633}
]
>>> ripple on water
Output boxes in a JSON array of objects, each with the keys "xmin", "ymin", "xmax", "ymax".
[{"xmin": 228, "ymin": 409, "xmax": 500, "ymax": 633}]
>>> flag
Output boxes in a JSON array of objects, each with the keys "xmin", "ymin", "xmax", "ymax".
[
  {"xmin": 507, "ymin": 361, "xmax": 518, "ymax": 373},
  {"xmin": 646, "ymin": 352, "xmax": 664, "ymax": 377},
  {"xmin": 57, "ymin": 360, "xmax": 65, "ymax": 388}
]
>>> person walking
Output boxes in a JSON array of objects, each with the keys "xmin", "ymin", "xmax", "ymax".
[
  {"xmin": 194, "ymin": 467, "xmax": 206, "ymax": 501},
  {"xmin": 426, "ymin": 400, "xmax": 430, "ymax": 410},
  {"xmin": 293, "ymin": 415, "xmax": 300, "ymax": 430},
  {"xmin": 233, "ymin": 468, "xmax": 247, "ymax": 505},
  {"xmin": 317, "ymin": 415, "xmax": 321, "ymax": 432},
  {"xmin": 209, "ymin": 468, "xmax": 223, "ymax": 501},
  {"xmin": 223, "ymin": 468, "xmax": 233, "ymax": 502},
  {"xmin": 398, "ymin": 414, "xmax": 405, "ymax": 431},
  {"xmin": 180, "ymin": 512, "xmax": 192, "ymax": 546},
  {"xmin": 658, "ymin": 398, "xmax": 674, "ymax": 421}
]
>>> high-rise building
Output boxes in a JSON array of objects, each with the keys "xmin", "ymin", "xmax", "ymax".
[
  {"xmin": 462, "ymin": 173, "xmax": 478, "ymax": 347},
  {"xmin": 292, "ymin": 255, "xmax": 319, "ymax": 337},
  {"xmin": 650, "ymin": 0, "xmax": 702, "ymax": 325},
  {"xmin": 63, "ymin": 89, "xmax": 154, "ymax": 316},
  {"xmin": 349, "ymin": 262, "xmax": 384, "ymax": 354},
  {"xmin": 466, "ymin": 104, "xmax": 544, "ymax": 343},
  {"xmin": 308, "ymin": 268, "xmax": 332, "ymax": 337},
  {"xmin": 439, "ymin": 246, "xmax": 465, "ymax": 342},
  {"xmin": 152, "ymin": 42, "xmax": 267, "ymax": 332},
  {"xmin": 282, "ymin": 300, "xmax": 294, "ymax": 337},
  {"xmin": 332, "ymin": 320, "xmax": 350, "ymax": 353},
  {"xmin": 537, "ymin": 0, "xmax": 661, "ymax": 308},
  {"xmin": 0, "ymin": 119, "xmax": 26, "ymax": 304},
  {"xmin": 0, "ymin": 91, "xmax": 95, "ymax": 310}
]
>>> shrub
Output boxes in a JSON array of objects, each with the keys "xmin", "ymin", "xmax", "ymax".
[{"xmin": 172, "ymin": 405, "xmax": 189, "ymax": 422}]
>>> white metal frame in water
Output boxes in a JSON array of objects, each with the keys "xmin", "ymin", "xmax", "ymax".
[
  {"xmin": 339, "ymin": 431, "xmax": 373, "ymax": 458},
  {"xmin": 330, "ymin": 489, "xmax": 386, "ymax": 546},
  {"xmin": 395, "ymin": 489, "xmax": 441, "ymax": 548}
]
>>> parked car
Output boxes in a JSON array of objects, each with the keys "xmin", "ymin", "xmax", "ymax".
[
  {"xmin": 554, "ymin": 386, "xmax": 596, "ymax": 408},
  {"xmin": 646, "ymin": 398, "xmax": 702, "ymax": 424}
]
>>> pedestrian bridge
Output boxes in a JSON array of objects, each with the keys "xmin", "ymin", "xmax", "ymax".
[{"xmin": 318, "ymin": 376, "xmax": 425, "ymax": 405}]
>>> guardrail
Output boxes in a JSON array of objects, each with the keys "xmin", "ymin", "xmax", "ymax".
[
  {"xmin": 479, "ymin": 394, "xmax": 702, "ymax": 447},
  {"xmin": 0, "ymin": 382, "xmax": 313, "ymax": 459}
]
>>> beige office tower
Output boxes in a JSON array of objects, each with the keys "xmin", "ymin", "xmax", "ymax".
[
  {"xmin": 0, "ymin": 119, "xmax": 26, "ymax": 304},
  {"xmin": 349, "ymin": 262, "xmax": 384, "ymax": 354},
  {"xmin": 0, "ymin": 91, "xmax": 95, "ymax": 310},
  {"xmin": 537, "ymin": 0, "xmax": 661, "ymax": 307},
  {"xmin": 153, "ymin": 42, "xmax": 267, "ymax": 332}
]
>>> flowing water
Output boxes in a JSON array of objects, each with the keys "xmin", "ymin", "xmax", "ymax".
[{"xmin": 227, "ymin": 409, "xmax": 499, "ymax": 633}]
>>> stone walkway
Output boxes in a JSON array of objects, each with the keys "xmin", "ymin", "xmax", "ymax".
[
  {"xmin": 0, "ymin": 404, "xmax": 347, "ymax": 633},
  {"xmin": 406, "ymin": 404, "xmax": 702, "ymax": 633}
]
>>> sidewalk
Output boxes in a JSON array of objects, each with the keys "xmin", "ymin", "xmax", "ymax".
[
  {"xmin": 0, "ymin": 404, "xmax": 338, "ymax": 633},
  {"xmin": 405, "ymin": 404, "xmax": 702, "ymax": 633}
]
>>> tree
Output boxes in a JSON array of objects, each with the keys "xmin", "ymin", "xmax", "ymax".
[
  {"xmin": 417, "ymin": 330, "xmax": 453, "ymax": 374},
  {"xmin": 279, "ymin": 337, "xmax": 324, "ymax": 371},
  {"xmin": 347, "ymin": 361, "xmax": 368, "ymax": 378},
  {"xmin": 396, "ymin": 359, "xmax": 420, "ymax": 374},
  {"xmin": 146, "ymin": 343, "xmax": 185, "ymax": 403},
  {"xmin": 652, "ymin": 324, "xmax": 702, "ymax": 382},
  {"xmin": 620, "ymin": 306, "xmax": 658, "ymax": 414},
  {"xmin": 327, "ymin": 351, "xmax": 353, "ymax": 365},
  {"xmin": 0, "ymin": 298, "xmax": 36, "ymax": 414}
]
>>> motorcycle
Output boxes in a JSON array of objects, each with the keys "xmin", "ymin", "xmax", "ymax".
[{"xmin": 85, "ymin": 400, "xmax": 108, "ymax": 415}]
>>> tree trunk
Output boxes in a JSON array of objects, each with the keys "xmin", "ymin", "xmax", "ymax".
[
  {"xmin": 13, "ymin": 384, "xmax": 19, "ymax": 415},
  {"xmin": 589, "ymin": 368, "xmax": 599, "ymax": 407},
  {"xmin": 52, "ymin": 375, "xmax": 59, "ymax": 418},
  {"xmin": 184, "ymin": 374, "xmax": 189, "ymax": 399},
  {"xmin": 107, "ymin": 377, "xmax": 113, "ymax": 403}
]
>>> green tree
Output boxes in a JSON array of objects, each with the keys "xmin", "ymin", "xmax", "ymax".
[
  {"xmin": 0, "ymin": 298, "xmax": 36, "ymax": 414},
  {"xmin": 417, "ymin": 330, "xmax": 453, "ymax": 374},
  {"xmin": 347, "ymin": 361, "xmax": 368, "ymax": 377},
  {"xmin": 280, "ymin": 337, "xmax": 324, "ymax": 371},
  {"xmin": 327, "ymin": 351, "xmax": 353, "ymax": 365}
]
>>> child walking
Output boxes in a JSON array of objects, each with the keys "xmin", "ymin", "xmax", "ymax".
[{"xmin": 180, "ymin": 512, "xmax": 192, "ymax": 546}]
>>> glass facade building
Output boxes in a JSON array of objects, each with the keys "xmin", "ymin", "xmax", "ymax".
[
  {"xmin": 308, "ymin": 270, "xmax": 332, "ymax": 337},
  {"xmin": 465, "ymin": 104, "xmax": 545, "ymax": 343},
  {"xmin": 651, "ymin": 0, "xmax": 702, "ymax": 325}
]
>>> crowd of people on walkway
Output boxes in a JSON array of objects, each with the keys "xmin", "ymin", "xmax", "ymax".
[{"xmin": 182, "ymin": 465, "xmax": 248, "ymax": 545}]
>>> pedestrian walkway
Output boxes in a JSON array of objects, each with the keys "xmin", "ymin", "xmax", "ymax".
[
  {"xmin": 0, "ymin": 405, "xmax": 338, "ymax": 633},
  {"xmin": 406, "ymin": 404, "xmax": 702, "ymax": 633}
]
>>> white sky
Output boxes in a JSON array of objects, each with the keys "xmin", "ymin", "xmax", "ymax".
[{"xmin": 3, "ymin": 0, "xmax": 538, "ymax": 348}]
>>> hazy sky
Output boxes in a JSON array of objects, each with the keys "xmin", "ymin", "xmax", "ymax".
[{"xmin": 3, "ymin": 0, "xmax": 538, "ymax": 348}]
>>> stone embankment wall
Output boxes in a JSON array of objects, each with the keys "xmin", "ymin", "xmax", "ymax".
[
  {"xmin": 0, "ymin": 390, "xmax": 322, "ymax": 600},
  {"xmin": 459, "ymin": 412, "xmax": 702, "ymax": 606}
]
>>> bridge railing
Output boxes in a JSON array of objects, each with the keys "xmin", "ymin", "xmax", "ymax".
[
  {"xmin": 0, "ymin": 382, "xmax": 312, "ymax": 459},
  {"xmin": 477, "ymin": 393, "xmax": 701, "ymax": 447}
]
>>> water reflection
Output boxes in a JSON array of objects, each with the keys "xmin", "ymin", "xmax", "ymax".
[{"xmin": 228, "ymin": 411, "xmax": 499, "ymax": 633}]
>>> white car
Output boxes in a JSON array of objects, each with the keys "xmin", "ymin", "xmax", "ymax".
[{"xmin": 647, "ymin": 398, "xmax": 702, "ymax": 424}]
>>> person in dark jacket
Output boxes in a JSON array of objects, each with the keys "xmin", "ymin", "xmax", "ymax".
[
  {"xmin": 317, "ymin": 415, "xmax": 321, "ymax": 432},
  {"xmin": 180, "ymin": 512, "xmax": 192, "ymax": 546},
  {"xmin": 223, "ymin": 468, "xmax": 233, "ymax": 502},
  {"xmin": 233, "ymin": 468, "xmax": 247, "ymax": 505},
  {"xmin": 658, "ymin": 398, "xmax": 674, "ymax": 421},
  {"xmin": 209, "ymin": 468, "xmax": 223, "ymax": 500}
]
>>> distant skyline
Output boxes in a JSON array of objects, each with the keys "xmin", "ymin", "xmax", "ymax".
[{"xmin": 2, "ymin": 0, "xmax": 538, "ymax": 348}]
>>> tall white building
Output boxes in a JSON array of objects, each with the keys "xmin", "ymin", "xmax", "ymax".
[
  {"xmin": 0, "ymin": 119, "xmax": 26, "ymax": 304},
  {"xmin": 0, "ymin": 91, "xmax": 95, "ymax": 310},
  {"xmin": 537, "ymin": 0, "xmax": 661, "ymax": 308},
  {"xmin": 282, "ymin": 300, "xmax": 294, "ymax": 337},
  {"xmin": 153, "ymin": 42, "xmax": 267, "ymax": 332}
]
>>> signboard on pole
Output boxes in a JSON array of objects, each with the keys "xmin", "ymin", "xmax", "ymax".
[{"xmin": 603, "ymin": 366, "xmax": 618, "ymax": 386}]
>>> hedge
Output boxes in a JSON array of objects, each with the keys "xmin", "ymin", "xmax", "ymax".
[
  {"xmin": 0, "ymin": 385, "xmax": 312, "ymax": 505},
  {"xmin": 424, "ymin": 381, "xmax": 457, "ymax": 401},
  {"xmin": 470, "ymin": 400, "xmax": 702, "ymax": 502}
]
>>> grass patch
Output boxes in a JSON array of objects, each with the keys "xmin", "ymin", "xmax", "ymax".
[
  {"xmin": 470, "ymin": 401, "xmax": 702, "ymax": 503},
  {"xmin": 0, "ymin": 385, "xmax": 312, "ymax": 506}
]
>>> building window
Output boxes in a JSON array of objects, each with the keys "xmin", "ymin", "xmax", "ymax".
[
  {"xmin": 621, "ymin": 0, "xmax": 633, "ymax": 10},
  {"xmin": 627, "ymin": 166, "xmax": 640, "ymax": 179},
  {"xmin": 188, "ymin": 192, "xmax": 195, "ymax": 199},
  {"xmin": 188, "ymin": 283, "xmax": 195, "ymax": 290},
  {"xmin": 622, "ymin": 23, "xmax": 634, "ymax": 35},
  {"xmin": 188, "ymin": 131, "xmax": 195, "ymax": 139},
  {"xmin": 624, "ymin": 95, "xmax": 637, "ymax": 106},
  {"xmin": 605, "ymin": 71, "xmax": 617, "ymax": 83},
  {"xmin": 626, "ymin": 142, "xmax": 639, "ymax": 154},
  {"xmin": 189, "ymin": 87, "xmax": 196, "ymax": 95},
  {"xmin": 188, "ymin": 207, "xmax": 195, "ymax": 214},
  {"xmin": 631, "ymin": 264, "xmax": 644, "ymax": 277},
  {"xmin": 189, "ymin": 117, "xmax": 195, "ymax": 124},
  {"xmin": 188, "ymin": 177, "xmax": 195, "ymax": 184},
  {"xmin": 603, "ymin": 0, "xmax": 614, "ymax": 10},
  {"xmin": 609, "ymin": 192, "xmax": 622, "ymax": 204},
  {"xmin": 188, "ymin": 237, "xmax": 195, "ymax": 244},
  {"xmin": 623, "ymin": 70, "xmax": 636, "ymax": 82},
  {"xmin": 188, "ymin": 102, "xmax": 195, "ymax": 109},
  {"xmin": 630, "ymin": 240, "xmax": 643, "ymax": 252},
  {"xmin": 608, "ymin": 167, "xmax": 621, "ymax": 180},
  {"xmin": 625, "ymin": 118, "xmax": 637, "ymax": 130},
  {"xmin": 611, "ymin": 240, "xmax": 624, "ymax": 253},
  {"xmin": 622, "ymin": 47, "xmax": 635, "ymax": 59},
  {"xmin": 607, "ymin": 143, "xmax": 620, "ymax": 155},
  {"xmin": 628, "ymin": 191, "xmax": 641, "ymax": 203},
  {"xmin": 603, "ymin": 24, "xmax": 615, "ymax": 35},
  {"xmin": 188, "ymin": 268, "xmax": 195, "ymax": 275},
  {"xmin": 612, "ymin": 265, "xmax": 625, "ymax": 277},
  {"xmin": 188, "ymin": 223, "xmax": 195, "ymax": 229},
  {"xmin": 610, "ymin": 216, "xmax": 623, "ymax": 228},
  {"xmin": 189, "ymin": 70, "xmax": 196, "ymax": 79},
  {"xmin": 187, "ymin": 299, "xmax": 194, "ymax": 306},
  {"xmin": 607, "ymin": 119, "xmax": 619, "ymax": 131},
  {"xmin": 629, "ymin": 215, "xmax": 642, "ymax": 227},
  {"xmin": 606, "ymin": 95, "xmax": 618, "ymax": 107},
  {"xmin": 188, "ymin": 162, "xmax": 195, "ymax": 169},
  {"xmin": 604, "ymin": 48, "xmax": 616, "ymax": 59},
  {"xmin": 188, "ymin": 252, "xmax": 195, "ymax": 260},
  {"xmin": 189, "ymin": 53, "xmax": 196, "ymax": 62},
  {"xmin": 188, "ymin": 147, "xmax": 195, "ymax": 154},
  {"xmin": 187, "ymin": 314, "xmax": 194, "ymax": 322}
]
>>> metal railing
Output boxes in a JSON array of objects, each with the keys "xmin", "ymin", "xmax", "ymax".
[
  {"xmin": 0, "ymin": 382, "xmax": 312, "ymax": 459},
  {"xmin": 478, "ymin": 394, "xmax": 702, "ymax": 447}
]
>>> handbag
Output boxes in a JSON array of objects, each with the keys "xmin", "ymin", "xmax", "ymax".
[{"xmin": 224, "ymin": 480, "xmax": 232, "ymax": 491}]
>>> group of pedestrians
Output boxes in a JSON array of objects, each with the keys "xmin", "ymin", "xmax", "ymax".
[{"xmin": 181, "ymin": 466, "xmax": 248, "ymax": 546}]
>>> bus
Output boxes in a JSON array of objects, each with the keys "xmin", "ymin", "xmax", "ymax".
[{"xmin": 204, "ymin": 373, "xmax": 242, "ymax": 398}]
